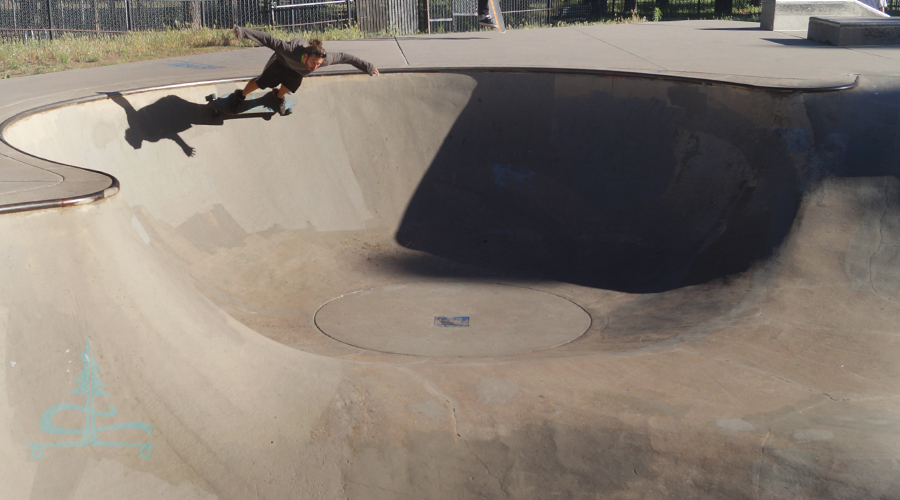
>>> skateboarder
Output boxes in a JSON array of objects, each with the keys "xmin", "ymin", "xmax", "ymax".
[{"xmin": 230, "ymin": 26, "xmax": 380, "ymax": 115}]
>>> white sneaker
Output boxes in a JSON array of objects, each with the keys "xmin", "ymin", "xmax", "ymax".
[{"xmin": 479, "ymin": 15, "xmax": 498, "ymax": 28}]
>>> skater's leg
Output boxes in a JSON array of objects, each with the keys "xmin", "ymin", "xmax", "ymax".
[
  {"xmin": 228, "ymin": 79, "xmax": 258, "ymax": 113},
  {"xmin": 241, "ymin": 79, "xmax": 260, "ymax": 97}
]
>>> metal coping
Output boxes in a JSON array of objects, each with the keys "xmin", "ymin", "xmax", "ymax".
[
  {"xmin": 0, "ymin": 67, "xmax": 863, "ymax": 215},
  {"xmin": 0, "ymin": 183, "xmax": 121, "ymax": 215}
]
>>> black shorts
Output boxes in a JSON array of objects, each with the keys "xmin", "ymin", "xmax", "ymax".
[{"xmin": 255, "ymin": 60, "xmax": 303, "ymax": 93}]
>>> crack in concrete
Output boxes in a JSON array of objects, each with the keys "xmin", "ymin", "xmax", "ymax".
[
  {"xmin": 756, "ymin": 431, "xmax": 770, "ymax": 500},
  {"xmin": 343, "ymin": 478, "xmax": 405, "ymax": 496},
  {"xmin": 394, "ymin": 366, "xmax": 460, "ymax": 436},
  {"xmin": 680, "ymin": 348, "xmax": 851, "ymax": 401},
  {"xmin": 463, "ymin": 439, "xmax": 510, "ymax": 499},
  {"xmin": 393, "ymin": 37, "xmax": 410, "ymax": 66},
  {"xmin": 867, "ymin": 179, "xmax": 889, "ymax": 297},
  {"xmin": 572, "ymin": 27, "xmax": 667, "ymax": 71},
  {"xmin": 392, "ymin": 366, "xmax": 510, "ymax": 497}
]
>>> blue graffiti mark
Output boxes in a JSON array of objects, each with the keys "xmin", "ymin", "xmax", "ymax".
[
  {"xmin": 492, "ymin": 165, "xmax": 535, "ymax": 188},
  {"xmin": 773, "ymin": 127, "xmax": 810, "ymax": 153},
  {"xmin": 24, "ymin": 339, "xmax": 154, "ymax": 459},
  {"xmin": 434, "ymin": 316, "xmax": 470, "ymax": 327},
  {"xmin": 168, "ymin": 61, "xmax": 224, "ymax": 70}
]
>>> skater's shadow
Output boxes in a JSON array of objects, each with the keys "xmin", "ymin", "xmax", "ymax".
[{"xmin": 106, "ymin": 93, "xmax": 225, "ymax": 158}]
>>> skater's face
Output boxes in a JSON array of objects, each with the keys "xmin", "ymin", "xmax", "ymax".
[{"xmin": 304, "ymin": 54, "xmax": 324, "ymax": 71}]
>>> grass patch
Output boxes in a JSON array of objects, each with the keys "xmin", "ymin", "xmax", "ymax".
[
  {"xmin": 0, "ymin": 25, "xmax": 378, "ymax": 79},
  {"xmin": 0, "ymin": 12, "xmax": 760, "ymax": 79}
]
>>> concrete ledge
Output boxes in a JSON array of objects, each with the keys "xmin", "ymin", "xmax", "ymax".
[
  {"xmin": 808, "ymin": 16, "xmax": 900, "ymax": 45},
  {"xmin": 761, "ymin": 0, "xmax": 887, "ymax": 31}
]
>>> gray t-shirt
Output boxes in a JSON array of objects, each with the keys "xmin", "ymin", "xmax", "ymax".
[{"xmin": 235, "ymin": 27, "xmax": 376, "ymax": 76}]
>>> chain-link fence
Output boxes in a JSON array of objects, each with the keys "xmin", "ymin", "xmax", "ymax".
[
  {"xmin": 0, "ymin": 0, "xmax": 358, "ymax": 40},
  {"xmin": 426, "ymin": 0, "xmax": 760, "ymax": 32},
  {"xmin": 5, "ymin": 0, "xmax": 893, "ymax": 41}
]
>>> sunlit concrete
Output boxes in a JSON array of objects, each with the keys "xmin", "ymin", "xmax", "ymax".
[{"xmin": 2, "ymin": 21, "xmax": 900, "ymax": 500}]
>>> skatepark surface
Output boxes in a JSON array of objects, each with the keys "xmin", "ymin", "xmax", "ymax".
[{"xmin": 2, "ymin": 20, "xmax": 900, "ymax": 499}]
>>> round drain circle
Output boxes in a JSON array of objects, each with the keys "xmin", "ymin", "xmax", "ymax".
[{"xmin": 314, "ymin": 282, "xmax": 592, "ymax": 357}]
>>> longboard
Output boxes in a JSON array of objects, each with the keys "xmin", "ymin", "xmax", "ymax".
[
  {"xmin": 485, "ymin": 0, "xmax": 506, "ymax": 33},
  {"xmin": 206, "ymin": 91, "xmax": 296, "ymax": 117}
]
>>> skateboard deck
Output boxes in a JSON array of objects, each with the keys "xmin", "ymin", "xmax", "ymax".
[
  {"xmin": 206, "ymin": 91, "xmax": 295, "ymax": 117},
  {"xmin": 485, "ymin": 0, "xmax": 506, "ymax": 33}
]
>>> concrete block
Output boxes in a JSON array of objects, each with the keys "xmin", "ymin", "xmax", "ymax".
[
  {"xmin": 761, "ymin": 0, "xmax": 887, "ymax": 31},
  {"xmin": 808, "ymin": 16, "xmax": 900, "ymax": 45}
]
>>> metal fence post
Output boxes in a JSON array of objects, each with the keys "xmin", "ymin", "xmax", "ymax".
[
  {"xmin": 46, "ymin": 0, "xmax": 54, "ymax": 39},
  {"xmin": 125, "ymin": 0, "xmax": 132, "ymax": 32},
  {"xmin": 12, "ymin": 0, "xmax": 18, "ymax": 34}
]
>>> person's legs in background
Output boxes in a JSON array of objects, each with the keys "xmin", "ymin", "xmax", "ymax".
[{"xmin": 478, "ymin": 0, "xmax": 497, "ymax": 27}]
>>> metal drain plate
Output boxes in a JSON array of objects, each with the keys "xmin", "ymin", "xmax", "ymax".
[{"xmin": 314, "ymin": 282, "xmax": 592, "ymax": 357}]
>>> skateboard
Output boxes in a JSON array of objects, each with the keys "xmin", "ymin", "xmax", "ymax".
[
  {"xmin": 206, "ymin": 91, "xmax": 295, "ymax": 117},
  {"xmin": 483, "ymin": 0, "xmax": 506, "ymax": 33}
]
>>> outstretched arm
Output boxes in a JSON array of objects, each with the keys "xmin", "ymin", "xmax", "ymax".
[
  {"xmin": 326, "ymin": 52, "xmax": 379, "ymax": 76},
  {"xmin": 233, "ymin": 26, "xmax": 298, "ymax": 54},
  {"xmin": 168, "ymin": 133, "xmax": 195, "ymax": 158}
]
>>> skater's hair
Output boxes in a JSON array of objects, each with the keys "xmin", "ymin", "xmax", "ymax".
[{"xmin": 307, "ymin": 39, "xmax": 326, "ymax": 58}]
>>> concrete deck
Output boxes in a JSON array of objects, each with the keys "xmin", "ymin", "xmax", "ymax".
[
  {"xmin": 2, "ymin": 20, "xmax": 900, "ymax": 500},
  {"xmin": 760, "ymin": 0, "xmax": 888, "ymax": 31}
]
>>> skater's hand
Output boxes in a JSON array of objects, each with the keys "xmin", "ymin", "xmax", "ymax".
[{"xmin": 371, "ymin": 68, "xmax": 380, "ymax": 76}]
